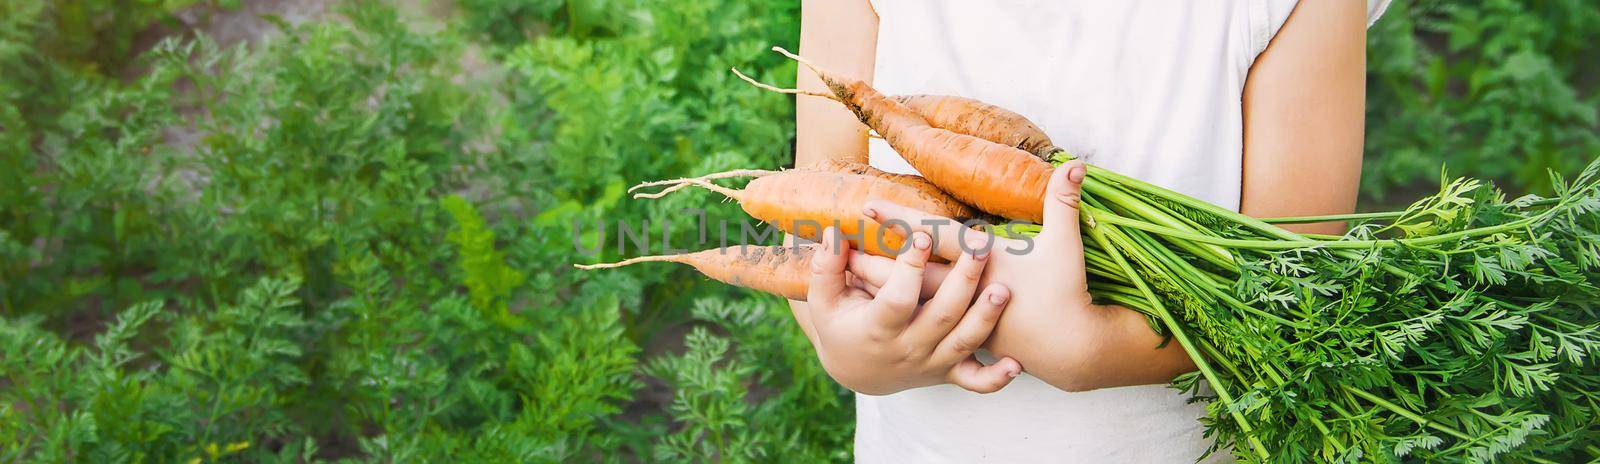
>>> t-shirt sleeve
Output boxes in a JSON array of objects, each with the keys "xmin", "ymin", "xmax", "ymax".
[
  {"xmin": 1256, "ymin": 0, "xmax": 1392, "ymax": 56},
  {"xmin": 1275, "ymin": 0, "xmax": 1391, "ymax": 31},
  {"xmin": 1366, "ymin": 0, "xmax": 1392, "ymax": 27}
]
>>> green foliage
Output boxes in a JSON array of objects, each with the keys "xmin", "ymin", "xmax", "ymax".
[
  {"xmin": 2, "ymin": 0, "xmax": 203, "ymax": 76},
  {"xmin": 3, "ymin": 0, "xmax": 845, "ymax": 461},
  {"xmin": 642, "ymin": 299, "xmax": 852, "ymax": 462},
  {"xmin": 1365, "ymin": 0, "xmax": 1600, "ymax": 199},
  {"xmin": 1073, "ymin": 159, "xmax": 1600, "ymax": 462},
  {"xmin": 0, "ymin": 1, "xmax": 187, "ymax": 317},
  {"xmin": 454, "ymin": 0, "xmax": 636, "ymax": 46},
  {"xmin": 444, "ymin": 195, "xmax": 527, "ymax": 327},
  {"xmin": 0, "ymin": 277, "xmax": 303, "ymax": 462}
]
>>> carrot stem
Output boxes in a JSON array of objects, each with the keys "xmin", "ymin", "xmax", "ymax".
[{"xmin": 1088, "ymin": 219, "xmax": 1271, "ymax": 460}]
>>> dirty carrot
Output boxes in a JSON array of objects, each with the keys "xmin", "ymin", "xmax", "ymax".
[
  {"xmin": 632, "ymin": 168, "xmax": 974, "ymax": 257},
  {"xmin": 730, "ymin": 69, "xmax": 1060, "ymax": 160},
  {"xmin": 576, "ymin": 245, "xmax": 816, "ymax": 300},
  {"xmin": 630, "ymin": 160, "xmax": 961, "ymax": 209},
  {"xmin": 753, "ymin": 46, "xmax": 1055, "ymax": 223},
  {"xmin": 889, "ymin": 95, "xmax": 1061, "ymax": 159},
  {"xmin": 807, "ymin": 158, "xmax": 966, "ymax": 206}
]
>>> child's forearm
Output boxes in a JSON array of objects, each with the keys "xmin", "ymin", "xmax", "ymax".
[{"xmin": 985, "ymin": 302, "xmax": 1195, "ymax": 392}]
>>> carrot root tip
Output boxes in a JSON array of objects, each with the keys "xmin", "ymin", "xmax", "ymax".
[
  {"xmin": 574, "ymin": 254, "xmax": 685, "ymax": 270},
  {"xmin": 630, "ymin": 177, "xmax": 744, "ymax": 200},
  {"xmin": 730, "ymin": 67, "xmax": 837, "ymax": 101},
  {"xmin": 629, "ymin": 169, "xmax": 773, "ymax": 199},
  {"xmin": 769, "ymin": 45, "xmax": 825, "ymax": 77},
  {"xmin": 631, "ymin": 186, "xmax": 686, "ymax": 199}
]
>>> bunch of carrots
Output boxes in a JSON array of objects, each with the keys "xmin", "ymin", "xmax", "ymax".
[{"xmin": 579, "ymin": 47, "xmax": 1600, "ymax": 462}]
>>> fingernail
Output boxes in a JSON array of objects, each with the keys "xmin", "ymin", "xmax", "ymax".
[
  {"xmin": 1069, "ymin": 165, "xmax": 1086, "ymax": 183},
  {"xmin": 912, "ymin": 232, "xmax": 931, "ymax": 250},
  {"xmin": 862, "ymin": 207, "xmax": 878, "ymax": 219},
  {"xmin": 1007, "ymin": 369, "xmax": 1021, "ymax": 378},
  {"xmin": 988, "ymin": 291, "xmax": 1008, "ymax": 305}
]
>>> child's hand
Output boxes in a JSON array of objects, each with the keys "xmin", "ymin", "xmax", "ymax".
[
  {"xmin": 854, "ymin": 161, "xmax": 1195, "ymax": 392},
  {"xmin": 803, "ymin": 227, "xmax": 1022, "ymax": 396}
]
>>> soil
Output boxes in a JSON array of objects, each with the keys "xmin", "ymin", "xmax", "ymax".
[{"xmin": 175, "ymin": 0, "xmax": 334, "ymax": 47}]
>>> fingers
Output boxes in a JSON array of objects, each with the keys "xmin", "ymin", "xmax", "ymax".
[
  {"xmin": 872, "ymin": 231, "xmax": 933, "ymax": 326},
  {"xmin": 806, "ymin": 228, "xmax": 851, "ymax": 311},
  {"xmin": 863, "ymin": 199, "xmax": 993, "ymax": 263},
  {"xmin": 946, "ymin": 355, "xmax": 1023, "ymax": 394},
  {"xmin": 932, "ymin": 284, "xmax": 1011, "ymax": 367},
  {"xmin": 903, "ymin": 245, "xmax": 990, "ymax": 348},
  {"xmin": 1039, "ymin": 161, "xmax": 1088, "ymax": 246},
  {"xmin": 848, "ymin": 250, "xmax": 948, "ymax": 298}
]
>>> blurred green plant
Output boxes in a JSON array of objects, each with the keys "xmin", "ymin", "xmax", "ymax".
[
  {"xmin": 3, "ymin": 0, "xmax": 847, "ymax": 461},
  {"xmin": 1365, "ymin": 0, "xmax": 1600, "ymax": 200},
  {"xmin": 455, "ymin": 0, "xmax": 636, "ymax": 45},
  {"xmin": 2, "ymin": 0, "xmax": 206, "ymax": 76}
]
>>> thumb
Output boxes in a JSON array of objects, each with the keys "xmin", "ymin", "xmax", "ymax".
[{"xmin": 1039, "ymin": 161, "xmax": 1088, "ymax": 246}]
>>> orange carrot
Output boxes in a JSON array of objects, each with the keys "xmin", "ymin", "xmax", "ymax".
[
  {"xmin": 806, "ymin": 158, "xmax": 962, "ymax": 204},
  {"xmin": 631, "ymin": 160, "xmax": 965, "ymax": 212},
  {"xmin": 576, "ymin": 245, "xmax": 816, "ymax": 300},
  {"xmin": 756, "ymin": 46, "xmax": 1053, "ymax": 223},
  {"xmin": 629, "ymin": 159, "xmax": 984, "ymax": 228},
  {"xmin": 632, "ymin": 168, "xmax": 975, "ymax": 257},
  {"xmin": 730, "ymin": 69, "xmax": 1061, "ymax": 160},
  {"xmin": 889, "ymin": 95, "xmax": 1061, "ymax": 159}
]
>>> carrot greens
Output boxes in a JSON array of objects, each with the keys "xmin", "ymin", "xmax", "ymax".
[{"xmin": 1033, "ymin": 154, "xmax": 1600, "ymax": 462}]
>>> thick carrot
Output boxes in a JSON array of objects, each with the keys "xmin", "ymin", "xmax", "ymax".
[
  {"xmin": 633, "ymin": 160, "xmax": 967, "ymax": 213},
  {"xmin": 806, "ymin": 158, "xmax": 960, "ymax": 203},
  {"xmin": 889, "ymin": 95, "xmax": 1061, "ymax": 159},
  {"xmin": 759, "ymin": 46, "xmax": 1053, "ymax": 223},
  {"xmin": 731, "ymin": 69, "xmax": 1061, "ymax": 160},
  {"xmin": 633, "ymin": 168, "xmax": 974, "ymax": 257},
  {"xmin": 576, "ymin": 245, "xmax": 816, "ymax": 300}
]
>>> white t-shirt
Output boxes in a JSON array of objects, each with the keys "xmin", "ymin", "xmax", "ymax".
[{"xmin": 858, "ymin": 1, "xmax": 1389, "ymax": 462}]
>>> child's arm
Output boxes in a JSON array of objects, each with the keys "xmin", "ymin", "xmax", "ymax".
[
  {"xmin": 794, "ymin": 0, "xmax": 877, "ymax": 169},
  {"xmin": 1241, "ymin": 0, "xmax": 1367, "ymax": 235}
]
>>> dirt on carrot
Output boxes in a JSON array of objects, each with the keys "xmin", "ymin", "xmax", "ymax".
[
  {"xmin": 632, "ymin": 168, "xmax": 975, "ymax": 257},
  {"xmin": 758, "ymin": 46, "xmax": 1054, "ymax": 223},
  {"xmin": 890, "ymin": 95, "xmax": 1061, "ymax": 160},
  {"xmin": 576, "ymin": 245, "xmax": 817, "ymax": 300}
]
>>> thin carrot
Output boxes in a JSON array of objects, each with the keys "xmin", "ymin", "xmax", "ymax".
[
  {"xmin": 635, "ymin": 160, "xmax": 965, "ymax": 211},
  {"xmin": 731, "ymin": 68, "xmax": 1061, "ymax": 160},
  {"xmin": 889, "ymin": 95, "xmax": 1061, "ymax": 160},
  {"xmin": 576, "ymin": 245, "xmax": 816, "ymax": 300},
  {"xmin": 757, "ymin": 46, "xmax": 1054, "ymax": 223},
  {"xmin": 632, "ymin": 168, "xmax": 974, "ymax": 257}
]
